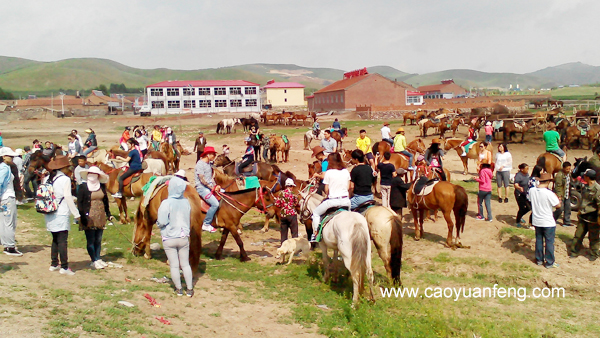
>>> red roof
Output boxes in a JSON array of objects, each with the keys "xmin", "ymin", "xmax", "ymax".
[
  {"xmin": 417, "ymin": 84, "xmax": 449, "ymax": 93},
  {"xmin": 305, "ymin": 95, "xmax": 314, "ymax": 99},
  {"xmin": 407, "ymin": 91, "xmax": 424, "ymax": 96},
  {"xmin": 263, "ymin": 82, "xmax": 305, "ymax": 89},
  {"xmin": 315, "ymin": 74, "xmax": 370, "ymax": 94},
  {"xmin": 147, "ymin": 80, "xmax": 259, "ymax": 88}
]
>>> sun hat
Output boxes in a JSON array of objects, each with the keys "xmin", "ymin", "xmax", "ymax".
[
  {"xmin": 486, "ymin": 121, "xmax": 491, "ymax": 126},
  {"xmin": 311, "ymin": 146, "xmax": 326, "ymax": 157},
  {"xmin": 584, "ymin": 169, "xmax": 596, "ymax": 179},
  {"xmin": 244, "ymin": 137, "xmax": 252, "ymax": 142},
  {"xmin": 48, "ymin": 155, "xmax": 71, "ymax": 170},
  {"xmin": 396, "ymin": 127, "xmax": 405, "ymax": 134},
  {"xmin": 15, "ymin": 149, "xmax": 23, "ymax": 156},
  {"xmin": 285, "ymin": 178, "xmax": 296, "ymax": 187},
  {"xmin": 383, "ymin": 122, "xmax": 390, "ymax": 126},
  {"xmin": 431, "ymin": 138, "xmax": 441, "ymax": 144},
  {"xmin": 85, "ymin": 129, "xmax": 93, "ymax": 133},
  {"xmin": 200, "ymin": 146, "xmax": 217, "ymax": 157},
  {"xmin": 0, "ymin": 147, "xmax": 18, "ymax": 157},
  {"xmin": 80, "ymin": 166, "xmax": 109, "ymax": 183},
  {"xmin": 174, "ymin": 169, "xmax": 186, "ymax": 179},
  {"xmin": 539, "ymin": 173, "xmax": 553, "ymax": 182}
]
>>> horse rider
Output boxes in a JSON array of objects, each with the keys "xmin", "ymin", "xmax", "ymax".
[
  {"xmin": 238, "ymin": 137, "xmax": 255, "ymax": 172},
  {"xmin": 71, "ymin": 129, "xmax": 84, "ymax": 149},
  {"xmin": 163, "ymin": 127, "xmax": 179, "ymax": 157},
  {"xmin": 543, "ymin": 124, "xmax": 565, "ymax": 162},
  {"xmin": 320, "ymin": 130, "xmax": 337, "ymax": 156},
  {"xmin": 356, "ymin": 129, "xmax": 376, "ymax": 171},
  {"xmin": 42, "ymin": 141, "xmax": 55, "ymax": 157},
  {"xmin": 82, "ymin": 128, "xmax": 98, "ymax": 156},
  {"xmin": 249, "ymin": 126, "xmax": 261, "ymax": 160},
  {"xmin": 570, "ymin": 169, "xmax": 600, "ymax": 260},
  {"xmin": 312, "ymin": 117, "xmax": 320, "ymax": 138},
  {"xmin": 332, "ymin": 118, "xmax": 343, "ymax": 137},
  {"xmin": 424, "ymin": 138, "xmax": 447, "ymax": 181},
  {"xmin": 120, "ymin": 127, "xmax": 131, "ymax": 151},
  {"xmin": 460, "ymin": 125, "xmax": 479, "ymax": 156},
  {"xmin": 392, "ymin": 127, "xmax": 415, "ymax": 170},
  {"xmin": 349, "ymin": 149, "xmax": 375, "ymax": 210},
  {"xmin": 311, "ymin": 146, "xmax": 328, "ymax": 195},
  {"xmin": 381, "ymin": 122, "xmax": 393, "ymax": 146},
  {"xmin": 261, "ymin": 133, "xmax": 271, "ymax": 162},
  {"xmin": 151, "ymin": 125, "xmax": 162, "ymax": 151},
  {"xmin": 194, "ymin": 146, "xmax": 219, "ymax": 233},
  {"xmin": 111, "ymin": 138, "xmax": 142, "ymax": 198}
]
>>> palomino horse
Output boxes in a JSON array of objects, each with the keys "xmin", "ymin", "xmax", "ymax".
[
  {"xmin": 86, "ymin": 148, "xmax": 109, "ymax": 163},
  {"xmin": 291, "ymin": 114, "xmax": 310, "ymax": 126},
  {"xmin": 443, "ymin": 138, "xmax": 493, "ymax": 175},
  {"xmin": 402, "ymin": 112, "xmax": 418, "ymax": 125},
  {"xmin": 407, "ymin": 181, "xmax": 469, "ymax": 249},
  {"xmin": 160, "ymin": 142, "xmax": 180, "ymax": 173},
  {"xmin": 304, "ymin": 130, "xmax": 325, "ymax": 149},
  {"xmin": 363, "ymin": 206, "xmax": 403, "ymax": 284},
  {"xmin": 213, "ymin": 154, "xmax": 275, "ymax": 181},
  {"xmin": 269, "ymin": 135, "xmax": 290, "ymax": 162}
]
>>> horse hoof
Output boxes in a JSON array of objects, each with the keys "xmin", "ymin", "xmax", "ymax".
[
  {"xmin": 261, "ymin": 228, "xmax": 269, "ymax": 233},
  {"xmin": 215, "ymin": 254, "xmax": 223, "ymax": 260},
  {"xmin": 143, "ymin": 253, "xmax": 151, "ymax": 259},
  {"xmin": 414, "ymin": 237, "xmax": 421, "ymax": 241},
  {"xmin": 240, "ymin": 256, "xmax": 251, "ymax": 262}
]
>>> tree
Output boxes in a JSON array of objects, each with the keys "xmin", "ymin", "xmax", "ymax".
[
  {"xmin": 93, "ymin": 84, "xmax": 110, "ymax": 95},
  {"xmin": 0, "ymin": 87, "xmax": 15, "ymax": 100}
]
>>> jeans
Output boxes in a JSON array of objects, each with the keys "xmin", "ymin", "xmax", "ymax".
[
  {"xmin": 381, "ymin": 185, "xmax": 391, "ymax": 208},
  {"xmin": 485, "ymin": 134, "xmax": 492, "ymax": 143},
  {"xmin": 82, "ymin": 145, "xmax": 97, "ymax": 156},
  {"xmin": 85, "ymin": 229, "xmax": 103, "ymax": 262},
  {"xmin": 350, "ymin": 194, "xmax": 373, "ymax": 210},
  {"xmin": 23, "ymin": 171, "xmax": 38, "ymax": 199},
  {"xmin": 51, "ymin": 230, "xmax": 69, "ymax": 269},
  {"xmin": 553, "ymin": 198, "xmax": 572, "ymax": 225},
  {"xmin": 535, "ymin": 226, "xmax": 556, "ymax": 266},
  {"xmin": 312, "ymin": 197, "xmax": 351, "ymax": 230},
  {"xmin": 551, "ymin": 148, "xmax": 565, "ymax": 158},
  {"xmin": 263, "ymin": 146, "xmax": 269, "ymax": 162},
  {"xmin": 399, "ymin": 150, "xmax": 414, "ymax": 167},
  {"xmin": 197, "ymin": 185, "xmax": 219, "ymax": 225},
  {"xmin": 477, "ymin": 190, "xmax": 492, "ymax": 220},
  {"xmin": 253, "ymin": 146, "xmax": 261, "ymax": 161},
  {"xmin": 163, "ymin": 237, "xmax": 193, "ymax": 290},
  {"xmin": 515, "ymin": 193, "xmax": 531, "ymax": 223},
  {"xmin": 152, "ymin": 140, "xmax": 160, "ymax": 151},
  {"xmin": 280, "ymin": 215, "xmax": 298, "ymax": 244},
  {"xmin": 239, "ymin": 158, "xmax": 252, "ymax": 172},
  {"xmin": 383, "ymin": 138, "xmax": 394, "ymax": 146},
  {"xmin": 118, "ymin": 168, "xmax": 138, "ymax": 194},
  {"xmin": 0, "ymin": 197, "xmax": 17, "ymax": 248}
]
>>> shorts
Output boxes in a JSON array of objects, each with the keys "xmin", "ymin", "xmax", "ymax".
[
  {"xmin": 366, "ymin": 152, "xmax": 375, "ymax": 161},
  {"xmin": 496, "ymin": 171, "xmax": 510, "ymax": 187}
]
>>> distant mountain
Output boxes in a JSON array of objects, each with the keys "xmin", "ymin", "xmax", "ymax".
[
  {"xmin": 403, "ymin": 69, "xmax": 557, "ymax": 89},
  {"xmin": 527, "ymin": 62, "xmax": 600, "ymax": 86}
]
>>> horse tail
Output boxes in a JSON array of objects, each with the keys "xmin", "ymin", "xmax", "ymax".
[
  {"xmin": 304, "ymin": 133, "xmax": 309, "ymax": 149},
  {"xmin": 389, "ymin": 214, "xmax": 403, "ymax": 284},
  {"xmin": 372, "ymin": 142, "xmax": 380, "ymax": 156},
  {"xmin": 453, "ymin": 185, "xmax": 468, "ymax": 235},
  {"xmin": 350, "ymin": 217, "xmax": 369, "ymax": 296}
]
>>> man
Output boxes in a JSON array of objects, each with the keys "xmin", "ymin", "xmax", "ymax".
[
  {"xmin": 262, "ymin": 134, "xmax": 271, "ymax": 162},
  {"xmin": 22, "ymin": 146, "xmax": 35, "ymax": 200},
  {"xmin": 588, "ymin": 147, "xmax": 600, "ymax": 169},
  {"xmin": 193, "ymin": 131, "xmax": 207, "ymax": 163},
  {"xmin": 312, "ymin": 117, "xmax": 320, "ymax": 138},
  {"xmin": 381, "ymin": 122, "xmax": 393, "ymax": 146},
  {"xmin": 553, "ymin": 162, "xmax": 573, "ymax": 226},
  {"xmin": 543, "ymin": 124, "xmax": 565, "ymax": 161},
  {"xmin": 349, "ymin": 150, "xmax": 375, "ymax": 210},
  {"xmin": 42, "ymin": 141, "xmax": 55, "ymax": 156},
  {"xmin": 13, "ymin": 149, "xmax": 24, "ymax": 175},
  {"xmin": 320, "ymin": 130, "xmax": 337, "ymax": 155},
  {"xmin": 570, "ymin": 169, "xmax": 600, "ymax": 261},
  {"xmin": 195, "ymin": 146, "xmax": 219, "ymax": 233},
  {"xmin": 356, "ymin": 129, "xmax": 376, "ymax": 170},
  {"xmin": 529, "ymin": 173, "xmax": 560, "ymax": 268},
  {"xmin": 71, "ymin": 129, "xmax": 84, "ymax": 149},
  {"xmin": 274, "ymin": 178, "xmax": 299, "ymax": 244},
  {"xmin": 0, "ymin": 147, "xmax": 22, "ymax": 256},
  {"xmin": 392, "ymin": 127, "xmax": 415, "ymax": 170},
  {"xmin": 73, "ymin": 156, "xmax": 89, "ymax": 194}
]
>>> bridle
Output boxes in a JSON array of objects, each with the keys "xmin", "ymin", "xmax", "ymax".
[{"xmin": 215, "ymin": 187, "xmax": 273, "ymax": 215}]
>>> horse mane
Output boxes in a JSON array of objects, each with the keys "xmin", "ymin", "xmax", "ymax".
[{"xmin": 285, "ymin": 171, "xmax": 297, "ymax": 180}]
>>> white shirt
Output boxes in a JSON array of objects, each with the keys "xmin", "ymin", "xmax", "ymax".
[
  {"xmin": 75, "ymin": 134, "xmax": 83, "ymax": 148},
  {"xmin": 137, "ymin": 135, "xmax": 149, "ymax": 151},
  {"xmin": 381, "ymin": 126, "xmax": 391, "ymax": 139},
  {"xmin": 495, "ymin": 152, "xmax": 512, "ymax": 172},
  {"xmin": 528, "ymin": 187, "xmax": 559, "ymax": 227},
  {"xmin": 13, "ymin": 157, "xmax": 23, "ymax": 175},
  {"xmin": 323, "ymin": 169, "xmax": 350, "ymax": 198}
]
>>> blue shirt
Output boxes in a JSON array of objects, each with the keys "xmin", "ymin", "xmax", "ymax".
[
  {"xmin": 332, "ymin": 121, "xmax": 341, "ymax": 129},
  {"xmin": 321, "ymin": 160, "xmax": 328, "ymax": 172},
  {"xmin": 128, "ymin": 149, "xmax": 143, "ymax": 171}
]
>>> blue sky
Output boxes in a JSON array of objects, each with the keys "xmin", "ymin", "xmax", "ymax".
[{"xmin": 1, "ymin": 0, "xmax": 596, "ymax": 74}]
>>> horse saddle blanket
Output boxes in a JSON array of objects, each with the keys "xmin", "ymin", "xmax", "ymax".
[
  {"xmin": 464, "ymin": 141, "xmax": 477, "ymax": 154},
  {"xmin": 85, "ymin": 149, "xmax": 99, "ymax": 157},
  {"xmin": 316, "ymin": 207, "xmax": 348, "ymax": 242},
  {"xmin": 577, "ymin": 122, "xmax": 589, "ymax": 135},
  {"xmin": 413, "ymin": 176, "xmax": 439, "ymax": 196},
  {"xmin": 235, "ymin": 162, "xmax": 258, "ymax": 176},
  {"xmin": 548, "ymin": 152, "xmax": 563, "ymax": 163},
  {"xmin": 141, "ymin": 175, "xmax": 173, "ymax": 208},
  {"xmin": 430, "ymin": 118, "xmax": 440, "ymax": 124},
  {"xmin": 446, "ymin": 123, "xmax": 452, "ymax": 129},
  {"xmin": 494, "ymin": 121, "xmax": 504, "ymax": 130},
  {"xmin": 514, "ymin": 120, "xmax": 526, "ymax": 130},
  {"xmin": 352, "ymin": 200, "xmax": 376, "ymax": 214},
  {"xmin": 282, "ymin": 135, "xmax": 289, "ymax": 144},
  {"xmin": 119, "ymin": 170, "xmax": 143, "ymax": 186}
]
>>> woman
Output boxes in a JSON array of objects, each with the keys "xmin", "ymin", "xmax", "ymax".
[
  {"xmin": 32, "ymin": 139, "xmax": 42, "ymax": 152},
  {"xmin": 249, "ymin": 126, "xmax": 260, "ymax": 160},
  {"xmin": 238, "ymin": 137, "xmax": 255, "ymax": 172},
  {"xmin": 77, "ymin": 166, "xmax": 113, "ymax": 269},
  {"xmin": 157, "ymin": 174, "xmax": 194, "ymax": 297},
  {"xmin": 477, "ymin": 142, "xmax": 492, "ymax": 171},
  {"xmin": 310, "ymin": 153, "xmax": 351, "ymax": 242},
  {"xmin": 475, "ymin": 163, "xmax": 493, "ymax": 221},
  {"xmin": 119, "ymin": 127, "xmax": 131, "ymax": 151},
  {"xmin": 135, "ymin": 129, "xmax": 150, "ymax": 157},
  {"xmin": 390, "ymin": 168, "xmax": 411, "ymax": 216},
  {"xmin": 514, "ymin": 163, "xmax": 531, "ymax": 227},
  {"xmin": 151, "ymin": 125, "xmax": 162, "ymax": 151},
  {"xmin": 67, "ymin": 133, "xmax": 82, "ymax": 158},
  {"xmin": 424, "ymin": 138, "xmax": 446, "ymax": 181},
  {"xmin": 45, "ymin": 155, "xmax": 80, "ymax": 275},
  {"xmin": 163, "ymin": 127, "xmax": 179, "ymax": 157},
  {"xmin": 112, "ymin": 138, "xmax": 143, "ymax": 198},
  {"xmin": 82, "ymin": 129, "xmax": 98, "ymax": 156},
  {"xmin": 495, "ymin": 143, "xmax": 513, "ymax": 203}
]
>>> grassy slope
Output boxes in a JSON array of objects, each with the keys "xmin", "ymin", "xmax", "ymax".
[
  {"xmin": 528, "ymin": 62, "xmax": 600, "ymax": 86},
  {"xmin": 404, "ymin": 69, "xmax": 557, "ymax": 89}
]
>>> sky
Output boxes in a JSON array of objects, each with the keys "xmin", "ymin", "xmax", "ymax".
[{"xmin": 1, "ymin": 0, "xmax": 598, "ymax": 74}]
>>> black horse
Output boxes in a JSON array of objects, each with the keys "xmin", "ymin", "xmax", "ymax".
[{"xmin": 240, "ymin": 117, "xmax": 259, "ymax": 132}]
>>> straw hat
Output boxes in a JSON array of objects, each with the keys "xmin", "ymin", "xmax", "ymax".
[
  {"xmin": 539, "ymin": 173, "xmax": 553, "ymax": 182},
  {"xmin": 311, "ymin": 146, "xmax": 326, "ymax": 157},
  {"xmin": 431, "ymin": 138, "xmax": 441, "ymax": 144},
  {"xmin": 15, "ymin": 149, "xmax": 24, "ymax": 156},
  {"xmin": 85, "ymin": 129, "xmax": 93, "ymax": 133},
  {"xmin": 175, "ymin": 169, "xmax": 186, "ymax": 179},
  {"xmin": 383, "ymin": 122, "xmax": 390, "ymax": 126},
  {"xmin": 48, "ymin": 155, "xmax": 71, "ymax": 170},
  {"xmin": 80, "ymin": 166, "xmax": 109, "ymax": 183},
  {"xmin": 200, "ymin": 146, "xmax": 217, "ymax": 157},
  {"xmin": 396, "ymin": 127, "xmax": 405, "ymax": 134}
]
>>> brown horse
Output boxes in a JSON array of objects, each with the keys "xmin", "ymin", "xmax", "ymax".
[
  {"xmin": 291, "ymin": 114, "xmax": 309, "ymax": 126},
  {"xmin": 443, "ymin": 138, "xmax": 493, "ymax": 175},
  {"xmin": 564, "ymin": 123, "xmax": 600, "ymax": 150},
  {"xmin": 331, "ymin": 128, "xmax": 348, "ymax": 151},
  {"xmin": 502, "ymin": 119, "xmax": 536, "ymax": 143},
  {"xmin": 213, "ymin": 154, "xmax": 276, "ymax": 181},
  {"xmin": 439, "ymin": 117, "xmax": 464, "ymax": 138},
  {"xmin": 536, "ymin": 150, "xmax": 567, "ymax": 176},
  {"xmin": 160, "ymin": 142, "xmax": 180, "ymax": 173},
  {"xmin": 269, "ymin": 136, "xmax": 290, "ymax": 162},
  {"xmin": 402, "ymin": 112, "xmax": 418, "ymax": 126},
  {"xmin": 145, "ymin": 150, "xmax": 169, "ymax": 168},
  {"xmin": 407, "ymin": 181, "xmax": 469, "ymax": 249},
  {"xmin": 421, "ymin": 118, "xmax": 444, "ymax": 137}
]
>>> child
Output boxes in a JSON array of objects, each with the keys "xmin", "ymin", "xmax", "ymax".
[
  {"xmin": 377, "ymin": 152, "xmax": 396, "ymax": 208},
  {"xmin": 238, "ymin": 137, "xmax": 254, "ymax": 172},
  {"xmin": 222, "ymin": 144, "xmax": 230, "ymax": 157},
  {"xmin": 475, "ymin": 163, "xmax": 493, "ymax": 221},
  {"xmin": 73, "ymin": 156, "xmax": 90, "ymax": 194},
  {"xmin": 274, "ymin": 179, "xmax": 299, "ymax": 244},
  {"xmin": 484, "ymin": 121, "xmax": 493, "ymax": 143}
]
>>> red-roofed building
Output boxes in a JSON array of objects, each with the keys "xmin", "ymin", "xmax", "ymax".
[
  {"xmin": 261, "ymin": 81, "xmax": 306, "ymax": 107},
  {"xmin": 145, "ymin": 80, "xmax": 261, "ymax": 114},
  {"xmin": 417, "ymin": 79, "xmax": 467, "ymax": 99}
]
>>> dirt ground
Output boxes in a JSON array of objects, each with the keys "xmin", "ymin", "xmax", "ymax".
[{"xmin": 1, "ymin": 112, "xmax": 599, "ymax": 337}]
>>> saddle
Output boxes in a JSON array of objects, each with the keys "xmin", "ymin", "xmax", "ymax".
[
  {"xmin": 119, "ymin": 169, "xmax": 143, "ymax": 186},
  {"xmin": 493, "ymin": 121, "xmax": 503, "ymax": 130},
  {"xmin": 352, "ymin": 200, "xmax": 376, "ymax": 214},
  {"xmin": 199, "ymin": 192, "xmax": 222, "ymax": 213},
  {"xmin": 413, "ymin": 176, "xmax": 439, "ymax": 196},
  {"xmin": 547, "ymin": 152, "xmax": 564, "ymax": 163},
  {"xmin": 577, "ymin": 121, "xmax": 590, "ymax": 135},
  {"xmin": 430, "ymin": 118, "xmax": 440, "ymax": 124},
  {"xmin": 514, "ymin": 120, "xmax": 526, "ymax": 130},
  {"xmin": 315, "ymin": 206, "xmax": 349, "ymax": 242},
  {"xmin": 85, "ymin": 148, "xmax": 99, "ymax": 158},
  {"xmin": 235, "ymin": 162, "xmax": 258, "ymax": 176}
]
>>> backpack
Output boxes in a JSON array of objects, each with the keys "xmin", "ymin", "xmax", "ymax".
[{"xmin": 35, "ymin": 176, "xmax": 63, "ymax": 214}]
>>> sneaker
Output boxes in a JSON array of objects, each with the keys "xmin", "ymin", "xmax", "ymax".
[
  {"xmin": 460, "ymin": 152, "xmax": 466, "ymax": 156},
  {"xmin": 562, "ymin": 223, "xmax": 573, "ymax": 227},
  {"xmin": 97, "ymin": 259, "xmax": 108, "ymax": 268},
  {"xmin": 537, "ymin": 261, "xmax": 544, "ymax": 266},
  {"xmin": 498, "ymin": 197, "xmax": 502, "ymax": 203},
  {"xmin": 60, "ymin": 268, "xmax": 76, "ymax": 275},
  {"xmin": 476, "ymin": 215, "xmax": 484, "ymax": 221},
  {"xmin": 186, "ymin": 289, "xmax": 194, "ymax": 298},
  {"xmin": 545, "ymin": 263, "xmax": 559, "ymax": 269},
  {"xmin": 504, "ymin": 198, "xmax": 509, "ymax": 203},
  {"xmin": 309, "ymin": 234, "xmax": 318, "ymax": 243},
  {"xmin": 4, "ymin": 247, "xmax": 23, "ymax": 256},
  {"xmin": 94, "ymin": 261, "xmax": 106, "ymax": 270},
  {"xmin": 175, "ymin": 289, "xmax": 183, "ymax": 296},
  {"xmin": 15, "ymin": 200, "xmax": 24, "ymax": 206},
  {"xmin": 49, "ymin": 265, "xmax": 60, "ymax": 272},
  {"xmin": 487, "ymin": 219, "xmax": 493, "ymax": 222},
  {"xmin": 202, "ymin": 224, "xmax": 217, "ymax": 233},
  {"xmin": 112, "ymin": 192, "xmax": 123, "ymax": 198}
]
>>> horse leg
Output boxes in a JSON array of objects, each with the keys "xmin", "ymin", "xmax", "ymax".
[
  {"xmin": 462, "ymin": 157, "xmax": 468, "ymax": 175},
  {"xmin": 442, "ymin": 209, "xmax": 456, "ymax": 249},
  {"xmin": 261, "ymin": 213, "xmax": 271, "ymax": 232},
  {"xmin": 231, "ymin": 230, "xmax": 251, "ymax": 262},
  {"xmin": 411, "ymin": 208, "xmax": 421, "ymax": 241},
  {"xmin": 215, "ymin": 228, "xmax": 230, "ymax": 260},
  {"xmin": 419, "ymin": 209, "xmax": 425, "ymax": 238},
  {"xmin": 320, "ymin": 241, "xmax": 331, "ymax": 282}
]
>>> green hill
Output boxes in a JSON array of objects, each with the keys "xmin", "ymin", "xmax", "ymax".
[
  {"xmin": 403, "ymin": 69, "xmax": 557, "ymax": 89},
  {"xmin": 527, "ymin": 62, "xmax": 600, "ymax": 86}
]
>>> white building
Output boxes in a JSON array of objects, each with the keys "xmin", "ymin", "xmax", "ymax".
[{"xmin": 146, "ymin": 80, "xmax": 261, "ymax": 115}]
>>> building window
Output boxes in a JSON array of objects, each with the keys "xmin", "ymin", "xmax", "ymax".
[
  {"xmin": 151, "ymin": 101, "xmax": 164, "ymax": 108},
  {"xmin": 214, "ymin": 87, "xmax": 226, "ymax": 95},
  {"xmin": 199, "ymin": 100, "xmax": 211, "ymax": 108},
  {"xmin": 284, "ymin": 98, "xmax": 287, "ymax": 103},
  {"xmin": 407, "ymin": 96, "xmax": 421, "ymax": 104},
  {"xmin": 167, "ymin": 88, "xmax": 179, "ymax": 96},
  {"xmin": 198, "ymin": 87, "xmax": 211, "ymax": 95},
  {"xmin": 183, "ymin": 100, "xmax": 196, "ymax": 108},
  {"xmin": 230, "ymin": 99, "xmax": 242, "ymax": 107},
  {"xmin": 340, "ymin": 95, "xmax": 344, "ymax": 103},
  {"xmin": 335, "ymin": 95, "xmax": 338, "ymax": 103},
  {"xmin": 183, "ymin": 87, "xmax": 195, "ymax": 96},
  {"xmin": 245, "ymin": 99, "xmax": 257, "ymax": 107},
  {"xmin": 284, "ymin": 89, "xmax": 287, "ymax": 94},
  {"xmin": 150, "ymin": 88, "xmax": 163, "ymax": 96},
  {"xmin": 168, "ymin": 100, "xmax": 180, "ymax": 108},
  {"xmin": 230, "ymin": 87, "xmax": 241, "ymax": 95},
  {"xmin": 215, "ymin": 99, "xmax": 227, "ymax": 107},
  {"xmin": 245, "ymin": 87, "xmax": 257, "ymax": 95}
]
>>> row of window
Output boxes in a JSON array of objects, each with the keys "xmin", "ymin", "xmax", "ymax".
[
  {"xmin": 150, "ymin": 87, "xmax": 257, "ymax": 97},
  {"xmin": 151, "ymin": 99, "xmax": 257, "ymax": 109},
  {"xmin": 406, "ymin": 96, "xmax": 422, "ymax": 104},
  {"xmin": 314, "ymin": 94, "xmax": 344, "ymax": 104}
]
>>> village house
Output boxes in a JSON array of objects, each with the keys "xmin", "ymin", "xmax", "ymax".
[
  {"xmin": 418, "ymin": 79, "xmax": 467, "ymax": 99},
  {"xmin": 261, "ymin": 81, "xmax": 306, "ymax": 107}
]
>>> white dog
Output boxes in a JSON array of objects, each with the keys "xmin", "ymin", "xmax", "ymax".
[{"xmin": 275, "ymin": 238, "xmax": 310, "ymax": 265}]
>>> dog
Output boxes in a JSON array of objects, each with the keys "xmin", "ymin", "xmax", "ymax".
[{"xmin": 275, "ymin": 238, "xmax": 310, "ymax": 265}]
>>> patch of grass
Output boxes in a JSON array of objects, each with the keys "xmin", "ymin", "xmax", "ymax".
[{"xmin": 499, "ymin": 226, "xmax": 536, "ymax": 239}]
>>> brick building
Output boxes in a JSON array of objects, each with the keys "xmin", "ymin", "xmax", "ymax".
[{"xmin": 418, "ymin": 79, "xmax": 467, "ymax": 99}]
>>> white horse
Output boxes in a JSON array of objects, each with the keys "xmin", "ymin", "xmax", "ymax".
[
  {"xmin": 248, "ymin": 112, "xmax": 261, "ymax": 120},
  {"xmin": 303, "ymin": 130, "xmax": 325, "ymax": 150},
  {"xmin": 217, "ymin": 118, "xmax": 240, "ymax": 134}
]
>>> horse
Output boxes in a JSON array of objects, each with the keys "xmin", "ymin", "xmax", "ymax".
[
  {"xmin": 421, "ymin": 118, "xmax": 443, "ymax": 137},
  {"xmin": 259, "ymin": 172, "xmax": 309, "ymax": 233},
  {"xmin": 263, "ymin": 113, "xmax": 279, "ymax": 125},
  {"xmin": 442, "ymin": 138, "xmax": 493, "ymax": 175},
  {"xmin": 502, "ymin": 119, "xmax": 536, "ymax": 143},
  {"xmin": 438, "ymin": 117, "xmax": 464, "ymax": 138},
  {"xmin": 269, "ymin": 135, "xmax": 290, "ymax": 163},
  {"xmin": 86, "ymin": 148, "xmax": 109, "ymax": 163},
  {"xmin": 407, "ymin": 181, "xmax": 469, "ymax": 249},
  {"xmin": 362, "ymin": 206, "xmax": 403, "ymax": 284},
  {"xmin": 277, "ymin": 112, "xmax": 293, "ymax": 125},
  {"xmin": 564, "ymin": 122, "xmax": 600, "ymax": 150},
  {"xmin": 575, "ymin": 110, "xmax": 599, "ymax": 124},
  {"xmin": 331, "ymin": 128, "xmax": 348, "ymax": 151},
  {"xmin": 402, "ymin": 112, "xmax": 418, "ymax": 126},
  {"xmin": 144, "ymin": 150, "xmax": 169, "ymax": 169},
  {"xmin": 536, "ymin": 149, "xmax": 567, "ymax": 176},
  {"xmin": 304, "ymin": 130, "xmax": 325, "ymax": 150},
  {"xmin": 291, "ymin": 114, "xmax": 309, "ymax": 126},
  {"xmin": 159, "ymin": 142, "xmax": 180, "ymax": 173},
  {"xmin": 176, "ymin": 141, "xmax": 190, "ymax": 156},
  {"xmin": 217, "ymin": 118, "xmax": 240, "ymax": 134},
  {"xmin": 213, "ymin": 154, "xmax": 276, "ymax": 181},
  {"xmin": 240, "ymin": 117, "xmax": 258, "ymax": 132}
]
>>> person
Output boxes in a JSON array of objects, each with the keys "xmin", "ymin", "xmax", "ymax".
[
  {"xmin": 553, "ymin": 162, "xmax": 573, "ymax": 227},
  {"xmin": 588, "ymin": 147, "xmax": 600, "ymax": 169},
  {"xmin": 249, "ymin": 127, "xmax": 261, "ymax": 160},
  {"xmin": 349, "ymin": 150, "xmax": 376, "ymax": 209},
  {"xmin": 312, "ymin": 117, "xmax": 320, "ymax": 138},
  {"xmin": 529, "ymin": 165, "xmax": 544, "ymax": 191},
  {"xmin": 151, "ymin": 125, "xmax": 162, "ymax": 151},
  {"xmin": 112, "ymin": 138, "xmax": 143, "ymax": 198},
  {"xmin": 424, "ymin": 138, "xmax": 446, "ymax": 181},
  {"xmin": 311, "ymin": 146, "xmax": 328, "ymax": 173},
  {"xmin": 356, "ymin": 129, "xmax": 376, "ymax": 171},
  {"xmin": 194, "ymin": 146, "xmax": 219, "ymax": 233},
  {"xmin": 495, "ymin": 143, "xmax": 512, "ymax": 203},
  {"xmin": 0, "ymin": 147, "xmax": 22, "ymax": 256},
  {"xmin": 392, "ymin": 127, "xmax": 415, "ymax": 170},
  {"xmin": 239, "ymin": 137, "xmax": 255, "ymax": 172},
  {"xmin": 32, "ymin": 139, "xmax": 42, "ymax": 152},
  {"xmin": 310, "ymin": 153, "xmax": 351, "ymax": 242},
  {"xmin": 45, "ymin": 155, "xmax": 80, "ymax": 275},
  {"xmin": 13, "ymin": 149, "xmax": 24, "ymax": 176},
  {"xmin": 71, "ymin": 129, "xmax": 84, "ymax": 149},
  {"xmin": 543, "ymin": 124, "xmax": 565, "ymax": 161},
  {"xmin": 22, "ymin": 146, "xmax": 36, "ymax": 200},
  {"xmin": 193, "ymin": 131, "xmax": 207, "ymax": 163},
  {"xmin": 381, "ymin": 122, "xmax": 393, "ymax": 146},
  {"xmin": 157, "ymin": 174, "xmax": 194, "ymax": 297},
  {"xmin": 332, "ymin": 118, "xmax": 341, "ymax": 131},
  {"xmin": 484, "ymin": 121, "xmax": 494, "ymax": 144},
  {"xmin": 77, "ymin": 166, "xmax": 112, "ymax": 270},
  {"xmin": 67, "ymin": 133, "xmax": 82, "ymax": 158},
  {"xmin": 261, "ymin": 133, "xmax": 271, "ymax": 162},
  {"xmin": 514, "ymin": 163, "xmax": 531, "ymax": 227},
  {"xmin": 222, "ymin": 144, "xmax": 230, "ymax": 157},
  {"xmin": 529, "ymin": 173, "xmax": 560, "ymax": 268},
  {"xmin": 390, "ymin": 168, "xmax": 410, "ymax": 216},
  {"xmin": 73, "ymin": 156, "xmax": 89, "ymax": 194},
  {"xmin": 135, "ymin": 129, "xmax": 150, "ymax": 157},
  {"xmin": 120, "ymin": 127, "xmax": 131, "ymax": 151},
  {"xmin": 42, "ymin": 141, "xmax": 55, "ymax": 157},
  {"xmin": 477, "ymin": 142, "xmax": 492, "ymax": 171},
  {"xmin": 460, "ymin": 126, "xmax": 479, "ymax": 156},
  {"xmin": 475, "ymin": 163, "xmax": 493, "ymax": 221},
  {"xmin": 163, "ymin": 127, "xmax": 179, "ymax": 157},
  {"xmin": 377, "ymin": 152, "xmax": 396, "ymax": 208},
  {"xmin": 274, "ymin": 178, "xmax": 299, "ymax": 244},
  {"xmin": 320, "ymin": 130, "xmax": 337, "ymax": 155},
  {"xmin": 0, "ymin": 131, "xmax": 3, "ymax": 148},
  {"xmin": 82, "ymin": 128, "xmax": 98, "ymax": 156},
  {"xmin": 570, "ymin": 169, "xmax": 600, "ymax": 261}
]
